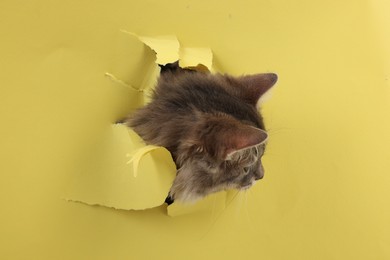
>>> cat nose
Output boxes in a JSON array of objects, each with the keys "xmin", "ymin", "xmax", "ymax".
[
  {"xmin": 254, "ymin": 173, "xmax": 263, "ymax": 180},
  {"xmin": 254, "ymin": 167, "xmax": 264, "ymax": 180}
]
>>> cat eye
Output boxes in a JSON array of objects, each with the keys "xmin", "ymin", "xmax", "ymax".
[{"xmin": 243, "ymin": 167, "xmax": 250, "ymax": 174}]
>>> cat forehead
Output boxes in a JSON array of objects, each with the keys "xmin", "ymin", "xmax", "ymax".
[{"xmin": 225, "ymin": 142, "xmax": 266, "ymax": 161}]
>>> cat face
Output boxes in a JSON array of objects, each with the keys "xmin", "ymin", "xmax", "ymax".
[
  {"xmin": 169, "ymin": 110, "xmax": 269, "ymax": 202},
  {"xmin": 170, "ymin": 142, "xmax": 267, "ymax": 202},
  {"xmin": 128, "ymin": 65, "xmax": 277, "ymax": 203}
]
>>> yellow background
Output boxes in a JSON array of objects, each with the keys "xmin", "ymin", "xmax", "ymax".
[{"xmin": 1, "ymin": 0, "xmax": 389, "ymax": 259}]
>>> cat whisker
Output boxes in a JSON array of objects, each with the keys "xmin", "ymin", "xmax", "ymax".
[
  {"xmin": 225, "ymin": 190, "xmax": 240, "ymax": 210},
  {"xmin": 211, "ymin": 193, "xmax": 217, "ymax": 219},
  {"xmin": 266, "ymin": 128, "xmax": 293, "ymax": 138},
  {"xmin": 244, "ymin": 190, "xmax": 254, "ymax": 227},
  {"xmin": 266, "ymin": 127, "xmax": 292, "ymax": 133},
  {"xmin": 201, "ymin": 190, "xmax": 240, "ymax": 239},
  {"xmin": 235, "ymin": 190, "xmax": 242, "ymax": 218}
]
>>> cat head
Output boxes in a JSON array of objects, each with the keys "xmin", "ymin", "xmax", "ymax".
[{"xmin": 168, "ymin": 72, "xmax": 278, "ymax": 202}]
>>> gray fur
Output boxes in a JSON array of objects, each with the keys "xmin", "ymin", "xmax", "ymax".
[{"xmin": 123, "ymin": 66, "xmax": 277, "ymax": 202}]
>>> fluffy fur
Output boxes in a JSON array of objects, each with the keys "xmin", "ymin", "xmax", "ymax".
[{"xmin": 123, "ymin": 64, "xmax": 277, "ymax": 202}]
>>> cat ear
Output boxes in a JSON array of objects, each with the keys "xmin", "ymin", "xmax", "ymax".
[
  {"xmin": 193, "ymin": 116, "xmax": 268, "ymax": 160},
  {"xmin": 238, "ymin": 73, "xmax": 278, "ymax": 105},
  {"xmin": 223, "ymin": 126, "xmax": 268, "ymax": 160}
]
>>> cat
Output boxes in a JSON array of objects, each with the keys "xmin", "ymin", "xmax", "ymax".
[{"xmin": 122, "ymin": 62, "xmax": 277, "ymax": 203}]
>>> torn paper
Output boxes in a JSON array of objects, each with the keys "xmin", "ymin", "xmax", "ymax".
[
  {"xmin": 67, "ymin": 31, "xmax": 232, "ymax": 215},
  {"xmin": 65, "ymin": 124, "xmax": 176, "ymax": 210},
  {"xmin": 106, "ymin": 31, "xmax": 160, "ymax": 94},
  {"xmin": 124, "ymin": 32, "xmax": 180, "ymax": 66},
  {"xmin": 179, "ymin": 47, "xmax": 214, "ymax": 72},
  {"xmin": 167, "ymin": 191, "xmax": 227, "ymax": 217}
]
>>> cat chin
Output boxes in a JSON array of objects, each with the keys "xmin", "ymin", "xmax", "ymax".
[
  {"xmin": 239, "ymin": 180, "xmax": 257, "ymax": 190},
  {"xmin": 240, "ymin": 184, "xmax": 253, "ymax": 190}
]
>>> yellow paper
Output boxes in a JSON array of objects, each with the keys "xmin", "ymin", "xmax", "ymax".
[
  {"xmin": 106, "ymin": 31, "xmax": 160, "ymax": 92},
  {"xmin": 1, "ymin": 1, "xmax": 390, "ymax": 259},
  {"xmin": 127, "ymin": 145, "xmax": 163, "ymax": 177},
  {"xmin": 65, "ymin": 33, "xmax": 221, "ymax": 213},
  {"xmin": 179, "ymin": 47, "xmax": 214, "ymax": 71},
  {"xmin": 104, "ymin": 31, "xmax": 161, "ymax": 108},
  {"xmin": 65, "ymin": 124, "xmax": 176, "ymax": 210},
  {"xmin": 121, "ymin": 31, "xmax": 180, "ymax": 66},
  {"xmin": 167, "ymin": 191, "xmax": 228, "ymax": 217}
]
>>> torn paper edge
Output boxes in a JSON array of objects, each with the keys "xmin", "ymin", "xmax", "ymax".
[
  {"xmin": 120, "ymin": 30, "xmax": 180, "ymax": 66},
  {"xmin": 105, "ymin": 72, "xmax": 142, "ymax": 92},
  {"xmin": 89, "ymin": 31, "xmax": 226, "ymax": 214},
  {"xmin": 126, "ymin": 145, "xmax": 164, "ymax": 177},
  {"xmin": 179, "ymin": 47, "xmax": 214, "ymax": 72}
]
